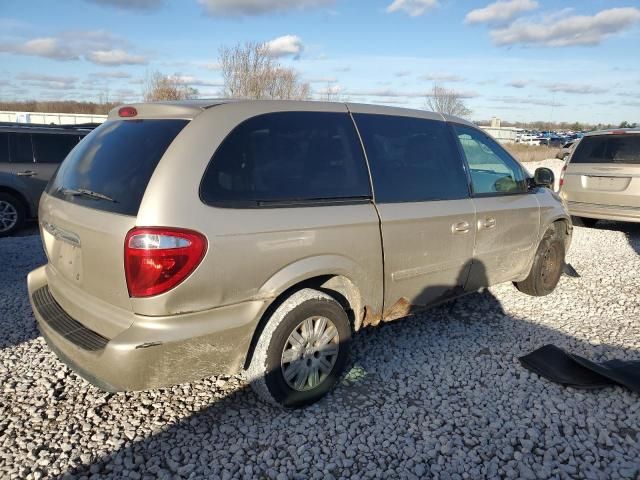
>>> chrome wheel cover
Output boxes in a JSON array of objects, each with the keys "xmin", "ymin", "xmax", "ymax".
[
  {"xmin": 0, "ymin": 200, "xmax": 18, "ymax": 233},
  {"xmin": 281, "ymin": 316, "xmax": 340, "ymax": 391}
]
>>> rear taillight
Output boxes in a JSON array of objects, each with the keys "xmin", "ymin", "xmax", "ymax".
[
  {"xmin": 559, "ymin": 163, "xmax": 568, "ymax": 188},
  {"xmin": 124, "ymin": 227, "xmax": 207, "ymax": 298}
]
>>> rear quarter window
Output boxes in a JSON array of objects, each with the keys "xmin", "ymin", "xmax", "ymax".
[
  {"xmin": 200, "ymin": 111, "xmax": 371, "ymax": 207},
  {"xmin": 47, "ymin": 119, "xmax": 188, "ymax": 215}
]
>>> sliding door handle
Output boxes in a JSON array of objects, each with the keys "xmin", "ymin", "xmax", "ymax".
[
  {"xmin": 479, "ymin": 217, "xmax": 496, "ymax": 230},
  {"xmin": 452, "ymin": 221, "xmax": 470, "ymax": 234}
]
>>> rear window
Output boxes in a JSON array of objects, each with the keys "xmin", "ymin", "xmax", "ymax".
[
  {"xmin": 572, "ymin": 135, "xmax": 640, "ymax": 164},
  {"xmin": 47, "ymin": 119, "xmax": 188, "ymax": 215},
  {"xmin": 200, "ymin": 112, "xmax": 371, "ymax": 207},
  {"xmin": 33, "ymin": 133, "xmax": 82, "ymax": 164}
]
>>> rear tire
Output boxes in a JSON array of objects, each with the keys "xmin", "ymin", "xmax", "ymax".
[
  {"xmin": 245, "ymin": 288, "xmax": 351, "ymax": 408},
  {"xmin": 0, "ymin": 193, "xmax": 25, "ymax": 237},
  {"xmin": 515, "ymin": 229, "xmax": 565, "ymax": 296}
]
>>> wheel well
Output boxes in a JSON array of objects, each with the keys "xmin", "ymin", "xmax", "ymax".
[
  {"xmin": 0, "ymin": 186, "xmax": 31, "ymax": 217},
  {"xmin": 551, "ymin": 218, "xmax": 571, "ymax": 248},
  {"xmin": 242, "ymin": 274, "xmax": 362, "ymax": 370}
]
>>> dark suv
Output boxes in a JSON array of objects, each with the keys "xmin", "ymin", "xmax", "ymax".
[{"xmin": 0, "ymin": 123, "xmax": 92, "ymax": 236}]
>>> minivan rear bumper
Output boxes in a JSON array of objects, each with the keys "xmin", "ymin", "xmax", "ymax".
[
  {"xmin": 565, "ymin": 200, "xmax": 640, "ymax": 223},
  {"xmin": 27, "ymin": 266, "xmax": 267, "ymax": 391}
]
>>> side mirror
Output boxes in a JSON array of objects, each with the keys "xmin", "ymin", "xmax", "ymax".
[{"xmin": 534, "ymin": 167, "xmax": 554, "ymax": 189}]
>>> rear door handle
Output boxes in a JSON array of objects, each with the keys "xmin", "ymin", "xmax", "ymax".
[
  {"xmin": 16, "ymin": 170, "xmax": 36, "ymax": 177},
  {"xmin": 452, "ymin": 221, "xmax": 470, "ymax": 234},
  {"xmin": 479, "ymin": 217, "xmax": 496, "ymax": 230}
]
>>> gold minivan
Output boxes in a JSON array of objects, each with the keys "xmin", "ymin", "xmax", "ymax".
[
  {"xmin": 28, "ymin": 100, "xmax": 571, "ymax": 407},
  {"xmin": 561, "ymin": 129, "xmax": 640, "ymax": 227}
]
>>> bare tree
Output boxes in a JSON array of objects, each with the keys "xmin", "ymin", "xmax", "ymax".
[
  {"xmin": 143, "ymin": 71, "xmax": 198, "ymax": 102},
  {"xmin": 319, "ymin": 82, "xmax": 343, "ymax": 102},
  {"xmin": 425, "ymin": 84, "xmax": 471, "ymax": 117},
  {"xmin": 218, "ymin": 41, "xmax": 310, "ymax": 100}
]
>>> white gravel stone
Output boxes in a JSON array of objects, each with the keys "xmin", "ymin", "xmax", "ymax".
[{"xmin": 1, "ymin": 223, "xmax": 639, "ymax": 479}]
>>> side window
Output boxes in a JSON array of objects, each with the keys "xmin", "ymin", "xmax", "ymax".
[
  {"xmin": 0, "ymin": 133, "xmax": 9, "ymax": 163},
  {"xmin": 32, "ymin": 134, "xmax": 81, "ymax": 164},
  {"xmin": 453, "ymin": 124, "xmax": 527, "ymax": 195},
  {"xmin": 200, "ymin": 112, "xmax": 371, "ymax": 206},
  {"xmin": 353, "ymin": 114, "xmax": 469, "ymax": 203},
  {"xmin": 8, "ymin": 133, "xmax": 34, "ymax": 163}
]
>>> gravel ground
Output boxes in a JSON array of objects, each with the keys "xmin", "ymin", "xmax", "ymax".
[{"xmin": 1, "ymin": 223, "xmax": 639, "ymax": 479}]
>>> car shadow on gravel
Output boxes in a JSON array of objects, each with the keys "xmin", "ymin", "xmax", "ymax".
[
  {"xmin": 0, "ymin": 233, "xmax": 45, "ymax": 349},
  {"xmin": 593, "ymin": 221, "xmax": 640, "ymax": 255},
  {"xmin": 57, "ymin": 263, "xmax": 639, "ymax": 479}
]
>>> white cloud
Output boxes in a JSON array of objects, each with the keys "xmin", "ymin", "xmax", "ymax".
[
  {"xmin": 316, "ymin": 83, "xmax": 342, "ymax": 95},
  {"xmin": 199, "ymin": 61, "xmax": 221, "ymax": 70},
  {"xmin": 89, "ymin": 70, "xmax": 132, "ymax": 79},
  {"xmin": 507, "ymin": 79, "xmax": 528, "ymax": 88},
  {"xmin": 86, "ymin": 49, "xmax": 148, "ymax": 65},
  {"xmin": 168, "ymin": 75, "xmax": 222, "ymax": 87},
  {"xmin": 306, "ymin": 76, "xmax": 338, "ymax": 83},
  {"xmin": 346, "ymin": 87, "xmax": 477, "ymax": 99},
  {"xmin": 421, "ymin": 73, "xmax": 464, "ymax": 82},
  {"xmin": 263, "ymin": 35, "xmax": 304, "ymax": 58},
  {"xmin": 16, "ymin": 72, "xmax": 77, "ymax": 90},
  {"xmin": 85, "ymin": 0, "xmax": 163, "ymax": 10},
  {"xmin": 492, "ymin": 7, "xmax": 640, "ymax": 47},
  {"xmin": 0, "ymin": 29, "xmax": 148, "ymax": 66},
  {"xmin": 198, "ymin": 0, "xmax": 334, "ymax": 16},
  {"xmin": 0, "ymin": 37, "xmax": 78, "ymax": 60},
  {"xmin": 386, "ymin": 0, "xmax": 439, "ymax": 17},
  {"xmin": 465, "ymin": 0, "xmax": 538, "ymax": 25},
  {"xmin": 545, "ymin": 83, "xmax": 606, "ymax": 94},
  {"xmin": 491, "ymin": 95, "xmax": 564, "ymax": 107}
]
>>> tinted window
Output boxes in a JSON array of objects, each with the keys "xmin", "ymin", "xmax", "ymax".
[
  {"xmin": 454, "ymin": 124, "xmax": 527, "ymax": 195},
  {"xmin": 572, "ymin": 135, "xmax": 640, "ymax": 164},
  {"xmin": 354, "ymin": 114, "xmax": 469, "ymax": 203},
  {"xmin": 8, "ymin": 133, "xmax": 34, "ymax": 163},
  {"xmin": 32, "ymin": 133, "xmax": 82, "ymax": 164},
  {"xmin": 0, "ymin": 133, "xmax": 8, "ymax": 163},
  {"xmin": 48, "ymin": 119, "xmax": 188, "ymax": 215},
  {"xmin": 200, "ymin": 112, "xmax": 371, "ymax": 206}
]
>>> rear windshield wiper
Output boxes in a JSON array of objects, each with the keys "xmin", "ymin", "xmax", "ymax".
[{"xmin": 58, "ymin": 187, "xmax": 117, "ymax": 203}]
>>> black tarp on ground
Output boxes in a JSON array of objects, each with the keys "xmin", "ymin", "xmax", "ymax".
[{"xmin": 519, "ymin": 344, "xmax": 640, "ymax": 393}]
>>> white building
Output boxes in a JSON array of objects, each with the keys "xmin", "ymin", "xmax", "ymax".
[{"xmin": 0, "ymin": 111, "xmax": 107, "ymax": 125}]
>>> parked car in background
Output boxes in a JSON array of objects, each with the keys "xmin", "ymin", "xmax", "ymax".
[
  {"xmin": 28, "ymin": 100, "xmax": 571, "ymax": 408},
  {"xmin": 0, "ymin": 123, "xmax": 92, "ymax": 236},
  {"xmin": 556, "ymin": 140, "xmax": 577, "ymax": 161},
  {"xmin": 519, "ymin": 134, "xmax": 542, "ymax": 145},
  {"xmin": 561, "ymin": 128, "xmax": 640, "ymax": 226}
]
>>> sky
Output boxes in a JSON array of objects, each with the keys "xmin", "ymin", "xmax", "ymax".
[{"xmin": 0, "ymin": 0, "xmax": 639, "ymax": 124}]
